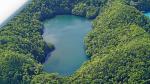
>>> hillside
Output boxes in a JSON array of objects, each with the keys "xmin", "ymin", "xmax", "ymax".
[{"xmin": 0, "ymin": 0, "xmax": 150, "ymax": 84}]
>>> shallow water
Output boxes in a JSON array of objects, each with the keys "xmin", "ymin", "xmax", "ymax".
[
  {"xmin": 145, "ymin": 12, "xmax": 150, "ymax": 18},
  {"xmin": 43, "ymin": 15, "xmax": 91, "ymax": 76}
]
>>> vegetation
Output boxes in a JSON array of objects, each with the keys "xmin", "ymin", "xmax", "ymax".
[
  {"xmin": 70, "ymin": 1, "xmax": 150, "ymax": 83},
  {"xmin": 31, "ymin": 73, "xmax": 63, "ymax": 84},
  {"xmin": 0, "ymin": 0, "xmax": 150, "ymax": 84},
  {"xmin": 0, "ymin": 50, "xmax": 42, "ymax": 84}
]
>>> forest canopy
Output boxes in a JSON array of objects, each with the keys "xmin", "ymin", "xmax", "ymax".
[{"xmin": 0, "ymin": 0, "xmax": 150, "ymax": 84}]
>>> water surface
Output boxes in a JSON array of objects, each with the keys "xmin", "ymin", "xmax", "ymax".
[
  {"xmin": 145, "ymin": 12, "xmax": 150, "ymax": 18},
  {"xmin": 43, "ymin": 15, "xmax": 91, "ymax": 76}
]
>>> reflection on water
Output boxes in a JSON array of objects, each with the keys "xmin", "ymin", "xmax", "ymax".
[{"xmin": 43, "ymin": 15, "xmax": 91, "ymax": 76}]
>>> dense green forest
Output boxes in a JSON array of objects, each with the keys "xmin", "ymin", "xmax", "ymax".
[{"xmin": 0, "ymin": 0, "xmax": 150, "ymax": 84}]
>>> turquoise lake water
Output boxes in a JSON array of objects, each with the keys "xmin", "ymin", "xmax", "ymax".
[
  {"xmin": 43, "ymin": 15, "xmax": 91, "ymax": 76},
  {"xmin": 145, "ymin": 13, "xmax": 150, "ymax": 18}
]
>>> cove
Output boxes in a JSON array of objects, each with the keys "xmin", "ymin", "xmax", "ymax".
[{"xmin": 42, "ymin": 15, "xmax": 92, "ymax": 76}]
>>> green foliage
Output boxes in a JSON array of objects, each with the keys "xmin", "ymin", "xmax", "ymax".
[
  {"xmin": 69, "ymin": 1, "xmax": 150, "ymax": 83},
  {"xmin": 86, "ymin": 6, "xmax": 99, "ymax": 19},
  {"xmin": 0, "ymin": 0, "xmax": 107, "ymax": 83},
  {"xmin": 72, "ymin": 3, "xmax": 99, "ymax": 19},
  {"xmin": 40, "ymin": 8, "xmax": 54, "ymax": 21},
  {"xmin": 0, "ymin": 50, "xmax": 42, "ymax": 84},
  {"xmin": 1, "ymin": 0, "xmax": 150, "ymax": 83},
  {"xmin": 85, "ymin": 1, "xmax": 150, "ymax": 56},
  {"xmin": 0, "ymin": 10, "xmax": 48, "ymax": 61},
  {"xmin": 72, "ymin": 0, "xmax": 107, "ymax": 19},
  {"xmin": 72, "ymin": 3, "xmax": 87, "ymax": 16},
  {"xmin": 31, "ymin": 73, "xmax": 64, "ymax": 84}
]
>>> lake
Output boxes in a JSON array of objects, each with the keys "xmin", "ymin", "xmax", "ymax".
[
  {"xmin": 145, "ymin": 12, "xmax": 150, "ymax": 18},
  {"xmin": 43, "ymin": 15, "xmax": 91, "ymax": 76}
]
